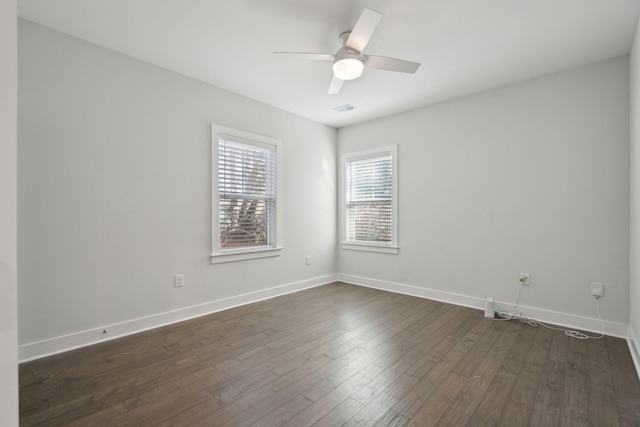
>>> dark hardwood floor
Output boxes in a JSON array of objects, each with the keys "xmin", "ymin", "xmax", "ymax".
[{"xmin": 19, "ymin": 282, "xmax": 640, "ymax": 426}]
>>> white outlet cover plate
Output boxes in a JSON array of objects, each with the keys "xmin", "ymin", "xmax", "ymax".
[
  {"xmin": 591, "ymin": 282, "xmax": 604, "ymax": 297},
  {"xmin": 175, "ymin": 274, "xmax": 184, "ymax": 287}
]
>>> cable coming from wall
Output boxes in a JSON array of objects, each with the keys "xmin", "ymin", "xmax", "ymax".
[{"xmin": 493, "ymin": 282, "xmax": 605, "ymax": 340}]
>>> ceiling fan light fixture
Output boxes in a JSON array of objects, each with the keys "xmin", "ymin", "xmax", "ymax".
[
  {"xmin": 332, "ymin": 54, "xmax": 364, "ymax": 80},
  {"xmin": 275, "ymin": 9, "xmax": 418, "ymax": 94}
]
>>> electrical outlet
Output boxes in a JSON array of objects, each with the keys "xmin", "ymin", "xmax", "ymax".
[
  {"xmin": 519, "ymin": 273, "xmax": 530, "ymax": 285},
  {"xmin": 305, "ymin": 255, "xmax": 311, "ymax": 265},
  {"xmin": 591, "ymin": 282, "xmax": 604, "ymax": 297},
  {"xmin": 175, "ymin": 274, "xmax": 184, "ymax": 287}
]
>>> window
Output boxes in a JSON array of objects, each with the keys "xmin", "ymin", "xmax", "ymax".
[
  {"xmin": 211, "ymin": 124, "xmax": 282, "ymax": 263},
  {"xmin": 341, "ymin": 145, "xmax": 398, "ymax": 254}
]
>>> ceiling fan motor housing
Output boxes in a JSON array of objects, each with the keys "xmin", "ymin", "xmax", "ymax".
[{"xmin": 332, "ymin": 47, "xmax": 364, "ymax": 80}]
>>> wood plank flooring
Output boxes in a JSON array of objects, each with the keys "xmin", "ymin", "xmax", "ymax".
[{"xmin": 19, "ymin": 282, "xmax": 640, "ymax": 426}]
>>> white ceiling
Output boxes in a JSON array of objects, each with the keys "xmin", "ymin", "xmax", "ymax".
[{"xmin": 17, "ymin": 0, "xmax": 640, "ymax": 128}]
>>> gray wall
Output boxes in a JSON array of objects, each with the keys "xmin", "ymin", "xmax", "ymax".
[
  {"xmin": 630, "ymin": 18, "xmax": 640, "ymax": 355},
  {"xmin": 1, "ymin": 0, "xmax": 18, "ymax": 425},
  {"xmin": 18, "ymin": 17, "xmax": 635, "ymax": 363},
  {"xmin": 338, "ymin": 56, "xmax": 630, "ymax": 327},
  {"xmin": 18, "ymin": 20, "xmax": 337, "ymax": 353}
]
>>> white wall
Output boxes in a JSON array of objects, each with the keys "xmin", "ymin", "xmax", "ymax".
[
  {"xmin": 630, "ymin": 17, "xmax": 640, "ymax": 360},
  {"xmin": 18, "ymin": 20, "xmax": 337, "ymax": 359},
  {"xmin": 0, "ymin": 0, "xmax": 19, "ymax": 425},
  {"xmin": 338, "ymin": 56, "xmax": 630, "ymax": 333},
  {"xmin": 17, "ymin": 16, "xmax": 635, "ymax": 364}
]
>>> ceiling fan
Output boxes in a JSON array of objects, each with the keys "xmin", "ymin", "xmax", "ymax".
[{"xmin": 274, "ymin": 8, "xmax": 421, "ymax": 94}]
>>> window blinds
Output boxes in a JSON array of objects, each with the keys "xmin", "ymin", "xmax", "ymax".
[
  {"xmin": 218, "ymin": 137, "xmax": 276, "ymax": 249},
  {"xmin": 346, "ymin": 155, "xmax": 393, "ymax": 243}
]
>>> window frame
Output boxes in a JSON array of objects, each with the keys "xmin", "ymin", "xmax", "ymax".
[
  {"xmin": 340, "ymin": 145, "xmax": 398, "ymax": 254},
  {"xmin": 210, "ymin": 124, "xmax": 283, "ymax": 264}
]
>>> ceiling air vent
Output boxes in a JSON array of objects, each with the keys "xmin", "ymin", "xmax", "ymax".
[{"xmin": 333, "ymin": 104, "xmax": 356, "ymax": 112}]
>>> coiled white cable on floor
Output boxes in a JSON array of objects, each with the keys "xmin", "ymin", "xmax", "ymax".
[{"xmin": 493, "ymin": 285, "xmax": 605, "ymax": 340}]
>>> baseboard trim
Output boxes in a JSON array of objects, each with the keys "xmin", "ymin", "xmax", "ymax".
[
  {"xmin": 628, "ymin": 326, "xmax": 640, "ymax": 380},
  {"xmin": 337, "ymin": 273, "xmax": 628, "ymax": 338},
  {"xmin": 19, "ymin": 274, "xmax": 337, "ymax": 363},
  {"xmin": 338, "ymin": 273, "xmax": 485, "ymax": 311},
  {"xmin": 20, "ymin": 272, "xmax": 630, "ymax": 362}
]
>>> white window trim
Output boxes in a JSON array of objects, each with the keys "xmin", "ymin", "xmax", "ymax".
[
  {"xmin": 339, "ymin": 144, "xmax": 398, "ymax": 254},
  {"xmin": 210, "ymin": 124, "xmax": 283, "ymax": 264}
]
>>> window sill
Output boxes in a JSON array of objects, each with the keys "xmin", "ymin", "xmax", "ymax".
[
  {"xmin": 341, "ymin": 242, "xmax": 399, "ymax": 254},
  {"xmin": 210, "ymin": 247, "xmax": 283, "ymax": 264}
]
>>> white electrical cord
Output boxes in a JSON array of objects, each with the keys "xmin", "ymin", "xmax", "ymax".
[
  {"xmin": 492, "ymin": 281, "xmax": 525, "ymax": 321},
  {"xmin": 493, "ymin": 283, "xmax": 605, "ymax": 340}
]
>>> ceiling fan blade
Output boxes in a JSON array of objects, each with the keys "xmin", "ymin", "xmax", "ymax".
[
  {"xmin": 273, "ymin": 52, "xmax": 335, "ymax": 61},
  {"xmin": 345, "ymin": 8, "xmax": 382, "ymax": 53},
  {"xmin": 328, "ymin": 76, "xmax": 345, "ymax": 94},
  {"xmin": 364, "ymin": 55, "xmax": 421, "ymax": 74}
]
